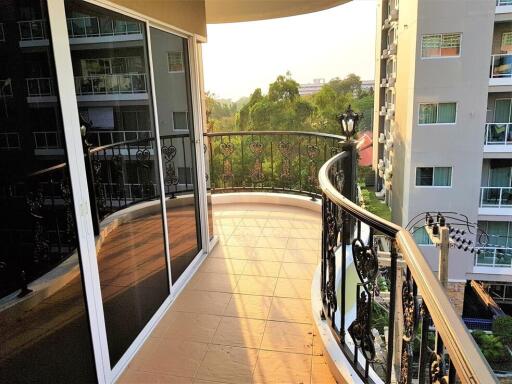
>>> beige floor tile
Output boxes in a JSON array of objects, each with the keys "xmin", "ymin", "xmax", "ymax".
[
  {"xmin": 235, "ymin": 275, "xmax": 278, "ymax": 296},
  {"xmin": 260, "ymin": 321, "xmax": 313, "ymax": 355},
  {"xmin": 289, "ymin": 220, "xmax": 320, "ymax": 230},
  {"xmin": 215, "ymin": 225, "xmax": 236, "ymax": 237},
  {"xmin": 196, "ymin": 345, "xmax": 259, "ymax": 384},
  {"xmin": 312, "ymin": 335, "xmax": 326, "ymax": 357},
  {"xmin": 239, "ymin": 218, "xmax": 268, "ymax": 227},
  {"xmin": 283, "ymin": 249, "xmax": 319, "ymax": 264},
  {"xmin": 274, "ymin": 278, "xmax": 311, "ymax": 299},
  {"xmin": 189, "ymin": 272, "xmax": 240, "ymax": 293},
  {"xmin": 253, "ymin": 350, "xmax": 312, "ymax": 384},
  {"xmin": 242, "ymin": 260, "xmax": 282, "ymax": 277},
  {"xmin": 213, "ymin": 245, "xmax": 254, "ymax": 260},
  {"xmin": 212, "ymin": 316, "xmax": 266, "ymax": 348},
  {"xmin": 200, "ymin": 258, "xmax": 247, "ymax": 274},
  {"xmin": 131, "ymin": 338, "xmax": 208, "ymax": 378},
  {"xmin": 260, "ymin": 227, "xmax": 291, "ymax": 237},
  {"xmin": 154, "ymin": 312, "xmax": 222, "ymax": 343},
  {"xmin": 215, "ymin": 217, "xmax": 242, "ymax": 227},
  {"xmin": 226, "ymin": 235, "xmax": 259, "ymax": 247},
  {"xmin": 255, "ymin": 236, "xmax": 288, "ymax": 249},
  {"xmin": 232, "ymin": 226, "xmax": 263, "ymax": 236},
  {"xmin": 119, "ymin": 369, "xmax": 194, "ymax": 383},
  {"xmin": 287, "ymin": 238, "xmax": 321, "ymax": 251},
  {"xmin": 311, "ymin": 356, "xmax": 336, "ymax": 384},
  {"xmin": 280, "ymin": 263, "xmax": 317, "ymax": 279},
  {"xmin": 265, "ymin": 218, "xmax": 292, "ymax": 228},
  {"xmin": 268, "ymin": 297, "xmax": 313, "ymax": 324},
  {"xmin": 288, "ymin": 228, "xmax": 321, "ymax": 240},
  {"xmin": 224, "ymin": 294, "xmax": 273, "ymax": 320},
  {"xmin": 173, "ymin": 290, "xmax": 232, "ymax": 315},
  {"xmin": 247, "ymin": 248, "xmax": 285, "ymax": 262}
]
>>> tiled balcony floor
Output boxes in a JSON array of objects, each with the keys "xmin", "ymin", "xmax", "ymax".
[{"xmin": 119, "ymin": 203, "xmax": 336, "ymax": 384}]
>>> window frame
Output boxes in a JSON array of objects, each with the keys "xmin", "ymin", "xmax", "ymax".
[
  {"xmin": 415, "ymin": 166, "xmax": 453, "ymax": 188},
  {"xmin": 418, "ymin": 102, "xmax": 457, "ymax": 125},
  {"xmin": 420, "ymin": 33, "xmax": 462, "ymax": 59},
  {"xmin": 172, "ymin": 111, "xmax": 189, "ymax": 131}
]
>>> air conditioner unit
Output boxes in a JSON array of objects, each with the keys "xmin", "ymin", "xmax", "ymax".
[
  {"xmin": 387, "ymin": 76, "xmax": 396, "ymax": 87},
  {"xmin": 380, "ymin": 106, "xmax": 387, "ymax": 116},
  {"xmin": 388, "ymin": 43, "xmax": 397, "ymax": 55},
  {"xmin": 380, "ymin": 78, "xmax": 387, "ymax": 87},
  {"xmin": 390, "ymin": 9, "xmax": 399, "ymax": 21},
  {"xmin": 381, "ymin": 50, "xmax": 389, "ymax": 59},
  {"xmin": 386, "ymin": 108, "xmax": 395, "ymax": 120},
  {"xmin": 378, "ymin": 133, "xmax": 386, "ymax": 144}
]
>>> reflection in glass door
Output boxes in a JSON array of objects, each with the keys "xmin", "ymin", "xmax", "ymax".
[
  {"xmin": 0, "ymin": 1, "xmax": 96, "ymax": 382},
  {"xmin": 64, "ymin": 0, "xmax": 170, "ymax": 367},
  {"xmin": 150, "ymin": 27, "xmax": 202, "ymax": 283}
]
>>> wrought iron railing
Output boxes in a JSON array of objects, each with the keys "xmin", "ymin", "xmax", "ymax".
[
  {"xmin": 206, "ymin": 131, "xmax": 345, "ymax": 198},
  {"xmin": 319, "ymin": 149, "xmax": 496, "ymax": 383}
]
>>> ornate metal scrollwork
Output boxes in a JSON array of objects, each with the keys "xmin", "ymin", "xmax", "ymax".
[
  {"xmin": 92, "ymin": 157, "xmax": 106, "ymax": 215},
  {"xmin": 249, "ymin": 141, "xmax": 264, "ymax": 183},
  {"xmin": 348, "ymin": 290, "xmax": 376, "ymax": 362},
  {"xmin": 220, "ymin": 141, "xmax": 234, "ymax": 180},
  {"xmin": 161, "ymin": 145, "xmax": 178, "ymax": 187},
  {"xmin": 430, "ymin": 353, "xmax": 448, "ymax": 384},
  {"xmin": 27, "ymin": 189, "xmax": 49, "ymax": 263},
  {"xmin": 399, "ymin": 279, "xmax": 417, "ymax": 384},
  {"xmin": 307, "ymin": 144, "xmax": 320, "ymax": 186},
  {"xmin": 351, "ymin": 238, "xmax": 379, "ymax": 291},
  {"xmin": 278, "ymin": 141, "xmax": 292, "ymax": 182},
  {"xmin": 325, "ymin": 205, "xmax": 338, "ymax": 314},
  {"xmin": 60, "ymin": 180, "xmax": 75, "ymax": 242},
  {"xmin": 335, "ymin": 170, "xmax": 345, "ymax": 194},
  {"xmin": 136, "ymin": 143, "xmax": 153, "ymax": 198},
  {"xmin": 110, "ymin": 155, "xmax": 124, "ymax": 200}
]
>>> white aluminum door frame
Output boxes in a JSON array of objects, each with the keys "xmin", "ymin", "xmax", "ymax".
[{"xmin": 48, "ymin": 0, "xmax": 212, "ymax": 382}]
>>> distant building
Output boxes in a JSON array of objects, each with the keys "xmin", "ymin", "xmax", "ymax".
[
  {"xmin": 299, "ymin": 78, "xmax": 374, "ymax": 96},
  {"xmin": 298, "ymin": 78, "xmax": 325, "ymax": 95}
]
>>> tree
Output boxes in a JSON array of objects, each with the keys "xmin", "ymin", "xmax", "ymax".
[{"xmin": 493, "ymin": 315, "xmax": 512, "ymax": 345}]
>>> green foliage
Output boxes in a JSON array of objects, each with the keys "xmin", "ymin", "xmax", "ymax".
[
  {"xmin": 359, "ymin": 184, "xmax": 391, "ymax": 221},
  {"xmin": 492, "ymin": 316, "xmax": 512, "ymax": 345},
  {"xmin": 372, "ymin": 303, "xmax": 389, "ymax": 334},
  {"xmin": 472, "ymin": 331, "xmax": 511, "ymax": 365}
]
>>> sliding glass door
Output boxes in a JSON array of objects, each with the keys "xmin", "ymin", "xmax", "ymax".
[{"xmin": 149, "ymin": 26, "xmax": 202, "ymax": 283}]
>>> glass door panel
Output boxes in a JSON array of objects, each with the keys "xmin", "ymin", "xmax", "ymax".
[
  {"xmin": 149, "ymin": 27, "xmax": 202, "ymax": 282},
  {"xmin": 64, "ymin": 0, "xmax": 169, "ymax": 367},
  {"xmin": 0, "ymin": 1, "xmax": 96, "ymax": 382}
]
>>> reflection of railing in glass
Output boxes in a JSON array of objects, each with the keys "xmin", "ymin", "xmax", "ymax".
[
  {"xmin": 0, "ymin": 79, "xmax": 13, "ymax": 97},
  {"xmin": 484, "ymin": 123, "xmax": 512, "ymax": 145},
  {"xmin": 475, "ymin": 247, "xmax": 512, "ymax": 267},
  {"xmin": 490, "ymin": 53, "xmax": 512, "ymax": 78},
  {"xmin": 0, "ymin": 132, "xmax": 21, "ymax": 149},
  {"xmin": 87, "ymin": 130, "xmax": 152, "ymax": 147},
  {"xmin": 33, "ymin": 131, "xmax": 62, "ymax": 149},
  {"xmin": 480, "ymin": 186, "xmax": 512, "ymax": 207},
  {"xmin": 0, "ymin": 23, "xmax": 5, "ymax": 42},
  {"xmin": 17, "ymin": 19, "xmax": 47, "ymax": 40},
  {"xmin": 67, "ymin": 16, "xmax": 142, "ymax": 38},
  {"xmin": 26, "ymin": 77, "xmax": 54, "ymax": 97},
  {"xmin": 75, "ymin": 73, "xmax": 147, "ymax": 95}
]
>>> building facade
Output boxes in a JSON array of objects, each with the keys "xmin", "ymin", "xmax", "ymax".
[{"xmin": 373, "ymin": 0, "xmax": 512, "ymax": 310}]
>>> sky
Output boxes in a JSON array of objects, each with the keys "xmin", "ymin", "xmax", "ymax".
[{"xmin": 202, "ymin": 0, "xmax": 377, "ymax": 100}]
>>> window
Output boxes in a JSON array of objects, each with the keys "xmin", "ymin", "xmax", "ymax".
[
  {"xmin": 416, "ymin": 167, "xmax": 452, "ymax": 187},
  {"xmin": 495, "ymin": 99, "xmax": 512, "ymax": 123},
  {"xmin": 167, "ymin": 51, "xmax": 184, "ymax": 72},
  {"xmin": 418, "ymin": 102, "xmax": 456, "ymax": 124},
  {"xmin": 421, "ymin": 33, "xmax": 461, "ymax": 58},
  {"xmin": 412, "ymin": 227, "xmax": 433, "ymax": 245},
  {"xmin": 173, "ymin": 111, "xmax": 188, "ymax": 131},
  {"xmin": 502, "ymin": 32, "xmax": 512, "ymax": 53}
]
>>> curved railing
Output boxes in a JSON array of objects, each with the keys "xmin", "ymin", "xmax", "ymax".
[
  {"xmin": 318, "ymin": 150, "xmax": 496, "ymax": 383},
  {"xmin": 206, "ymin": 131, "xmax": 345, "ymax": 198}
]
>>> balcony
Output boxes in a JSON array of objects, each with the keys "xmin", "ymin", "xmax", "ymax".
[
  {"xmin": 74, "ymin": 73, "xmax": 148, "ymax": 101},
  {"xmin": 0, "ymin": 79, "xmax": 13, "ymax": 97},
  {"xmin": 496, "ymin": 0, "xmax": 512, "ymax": 14},
  {"xmin": 0, "ymin": 132, "xmax": 21, "ymax": 150},
  {"xmin": 479, "ymin": 186, "xmax": 512, "ymax": 216},
  {"xmin": 3, "ymin": 131, "xmax": 495, "ymax": 384},
  {"xmin": 66, "ymin": 16, "xmax": 143, "ymax": 43},
  {"xmin": 474, "ymin": 247, "xmax": 512, "ymax": 276},
  {"xmin": 490, "ymin": 53, "xmax": 512, "ymax": 86},
  {"xmin": 26, "ymin": 77, "xmax": 56, "ymax": 102},
  {"xmin": 483, "ymin": 123, "xmax": 512, "ymax": 153},
  {"xmin": 17, "ymin": 19, "xmax": 49, "ymax": 47}
]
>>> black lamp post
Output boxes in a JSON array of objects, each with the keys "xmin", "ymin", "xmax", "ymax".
[{"xmin": 338, "ymin": 104, "xmax": 360, "ymax": 140}]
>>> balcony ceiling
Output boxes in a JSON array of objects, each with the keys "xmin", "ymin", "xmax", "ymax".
[{"xmin": 205, "ymin": 0, "xmax": 350, "ymax": 23}]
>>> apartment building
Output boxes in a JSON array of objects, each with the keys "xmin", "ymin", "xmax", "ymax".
[{"xmin": 373, "ymin": 0, "xmax": 512, "ymax": 311}]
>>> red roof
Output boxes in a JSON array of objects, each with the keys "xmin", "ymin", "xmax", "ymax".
[{"xmin": 357, "ymin": 131, "xmax": 373, "ymax": 167}]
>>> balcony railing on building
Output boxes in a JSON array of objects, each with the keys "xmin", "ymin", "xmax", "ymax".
[
  {"xmin": 480, "ymin": 186, "xmax": 512, "ymax": 207},
  {"xmin": 484, "ymin": 123, "xmax": 512, "ymax": 145},
  {"xmin": 475, "ymin": 247, "xmax": 512, "ymax": 268},
  {"xmin": 26, "ymin": 77, "xmax": 54, "ymax": 97},
  {"xmin": 0, "ymin": 23, "xmax": 5, "ymax": 42},
  {"xmin": 0, "ymin": 132, "xmax": 21, "ymax": 150},
  {"xmin": 1, "ymin": 79, "xmax": 13, "ymax": 97},
  {"xmin": 74, "ymin": 73, "xmax": 147, "ymax": 96},
  {"xmin": 490, "ymin": 54, "xmax": 512, "ymax": 78},
  {"xmin": 66, "ymin": 16, "xmax": 142, "ymax": 38},
  {"xmin": 497, "ymin": 0, "xmax": 512, "ymax": 6},
  {"xmin": 17, "ymin": 19, "xmax": 47, "ymax": 41}
]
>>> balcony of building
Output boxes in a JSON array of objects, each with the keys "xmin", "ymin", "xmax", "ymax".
[
  {"xmin": 474, "ymin": 220, "xmax": 512, "ymax": 279},
  {"xmin": 479, "ymin": 159, "xmax": 512, "ymax": 215},
  {"xmin": 1, "ymin": 129, "xmax": 496, "ymax": 384},
  {"xmin": 496, "ymin": 0, "xmax": 512, "ymax": 18},
  {"xmin": 489, "ymin": 22, "xmax": 512, "ymax": 86}
]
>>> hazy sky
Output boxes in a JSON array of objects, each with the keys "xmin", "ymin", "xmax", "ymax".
[{"xmin": 202, "ymin": 0, "xmax": 376, "ymax": 100}]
